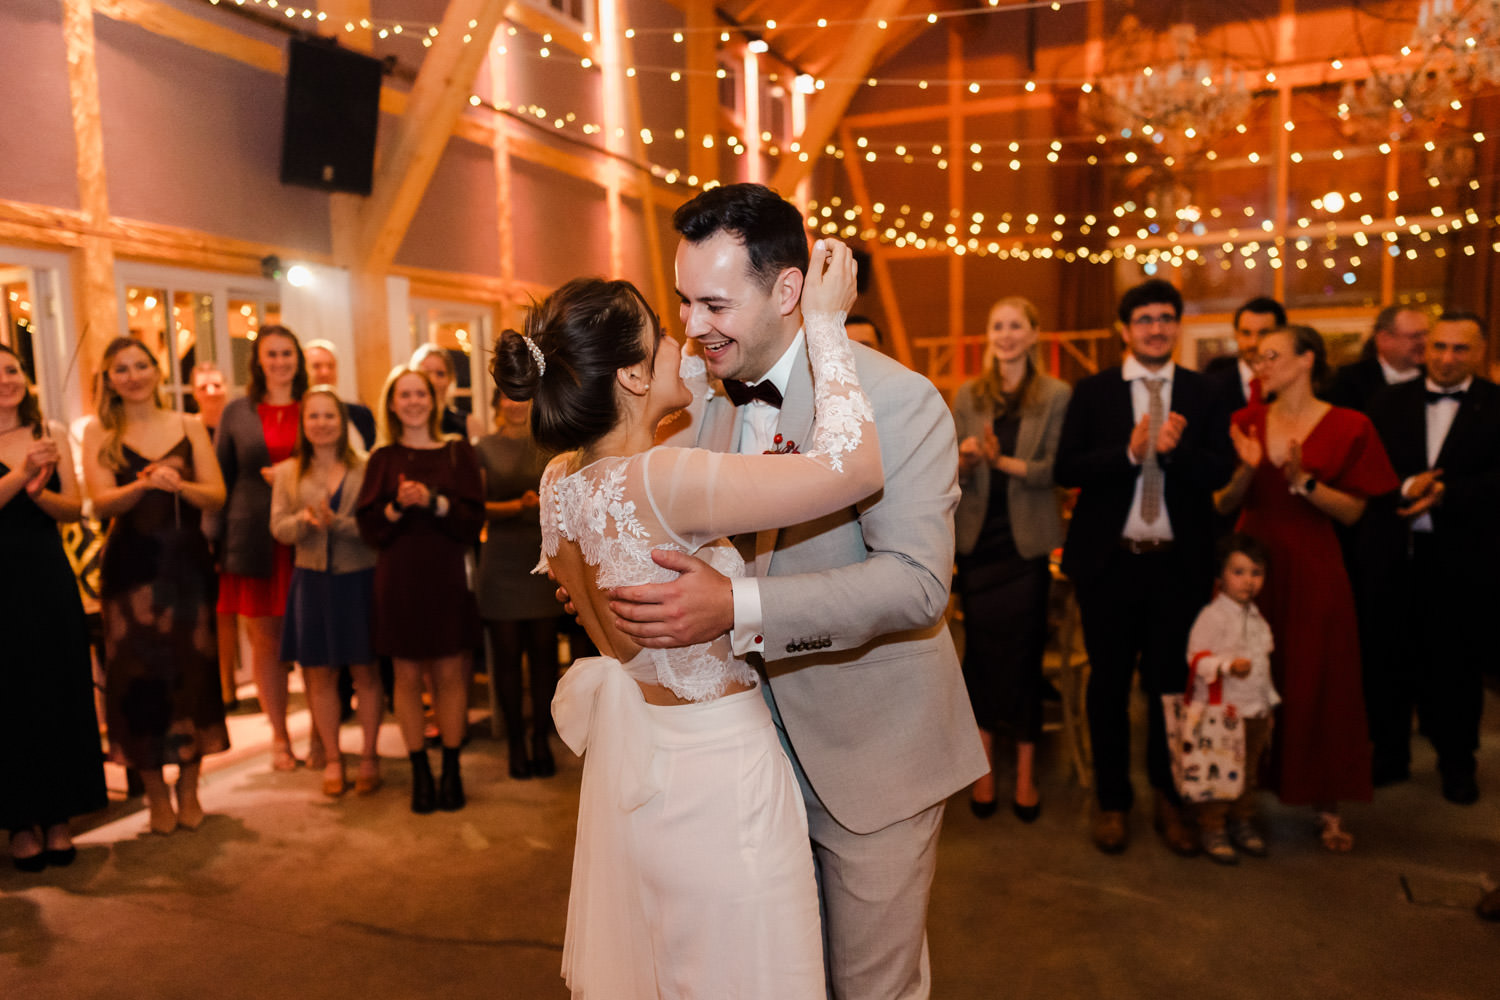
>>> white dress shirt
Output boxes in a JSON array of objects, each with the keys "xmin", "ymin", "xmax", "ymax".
[
  {"xmin": 1120, "ymin": 355, "xmax": 1175, "ymax": 542},
  {"xmin": 1409, "ymin": 375, "xmax": 1471, "ymax": 533},
  {"xmin": 1238, "ymin": 358, "xmax": 1256, "ymax": 403},
  {"xmin": 729, "ymin": 330, "xmax": 805, "ymax": 655},
  {"xmin": 1379, "ymin": 357, "xmax": 1423, "ymax": 386}
]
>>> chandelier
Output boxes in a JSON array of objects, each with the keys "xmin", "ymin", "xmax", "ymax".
[
  {"xmin": 1337, "ymin": 0, "xmax": 1500, "ymax": 141},
  {"xmin": 1084, "ymin": 23, "xmax": 1253, "ymax": 162}
]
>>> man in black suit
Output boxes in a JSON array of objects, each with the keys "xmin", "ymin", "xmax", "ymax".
[
  {"xmin": 1204, "ymin": 296, "xmax": 1285, "ymax": 411},
  {"xmin": 1327, "ymin": 304, "xmax": 1428, "ymax": 411},
  {"xmin": 1056, "ymin": 279, "xmax": 1235, "ymax": 855},
  {"xmin": 1364, "ymin": 312, "xmax": 1500, "ymax": 803}
]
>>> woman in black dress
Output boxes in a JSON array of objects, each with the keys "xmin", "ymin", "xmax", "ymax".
[
  {"xmin": 356, "ymin": 368, "xmax": 483, "ymax": 813},
  {"xmin": 81, "ymin": 337, "xmax": 228, "ymax": 835},
  {"xmin": 0, "ymin": 344, "xmax": 107, "ymax": 870}
]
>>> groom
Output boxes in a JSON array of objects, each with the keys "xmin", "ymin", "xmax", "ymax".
[{"xmin": 610, "ymin": 183, "xmax": 986, "ymax": 999}]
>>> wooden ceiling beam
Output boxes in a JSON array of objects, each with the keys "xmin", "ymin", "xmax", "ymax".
[
  {"xmin": 771, "ymin": 0, "xmax": 912, "ymax": 193},
  {"xmin": 347, "ymin": 0, "xmax": 505, "ymax": 272}
]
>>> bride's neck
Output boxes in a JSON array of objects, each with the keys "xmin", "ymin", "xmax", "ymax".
[{"xmin": 582, "ymin": 415, "xmax": 655, "ymax": 465}]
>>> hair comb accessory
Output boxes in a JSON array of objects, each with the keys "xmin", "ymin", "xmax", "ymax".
[{"xmin": 522, "ymin": 334, "xmax": 546, "ymax": 376}]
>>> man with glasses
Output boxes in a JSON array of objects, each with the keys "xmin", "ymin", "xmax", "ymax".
[
  {"xmin": 1055, "ymin": 278, "xmax": 1235, "ymax": 855},
  {"xmin": 1328, "ymin": 305, "xmax": 1429, "ymax": 412}
]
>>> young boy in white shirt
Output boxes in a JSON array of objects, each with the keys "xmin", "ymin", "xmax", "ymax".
[{"xmin": 1186, "ymin": 533, "xmax": 1280, "ymax": 864}]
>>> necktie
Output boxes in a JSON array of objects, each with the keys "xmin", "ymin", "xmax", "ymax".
[
  {"xmin": 1141, "ymin": 378, "xmax": 1166, "ymax": 525},
  {"xmin": 1424, "ymin": 388, "xmax": 1465, "ymax": 405},
  {"xmin": 722, "ymin": 378, "xmax": 783, "ymax": 408},
  {"xmin": 1248, "ymin": 376, "xmax": 1263, "ymax": 407}
]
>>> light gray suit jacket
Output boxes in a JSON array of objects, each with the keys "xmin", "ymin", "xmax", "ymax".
[
  {"xmin": 668, "ymin": 341, "xmax": 988, "ymax": 835},
  {"xmin": 952, "ymin": 373, "xmax": 1071, "ymax": 560}
]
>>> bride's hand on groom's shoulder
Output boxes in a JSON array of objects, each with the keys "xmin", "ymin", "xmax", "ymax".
[
  {"xmin": 801, "ymin": 239, "xmax": 857, "ymax": 319},
  {"xmin": 609, "ymin": 549, "xmax": 734, "ymax": 648}
]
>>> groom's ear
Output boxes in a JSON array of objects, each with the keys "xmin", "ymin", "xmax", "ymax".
[{"xmin": 774, "ymin": 265, "xmax": 804, "ymax": 318}]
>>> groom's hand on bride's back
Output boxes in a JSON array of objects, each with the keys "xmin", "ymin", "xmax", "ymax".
[{"xmin": 610, "ymin": 549, "xmax": 735, "ymax": 649}]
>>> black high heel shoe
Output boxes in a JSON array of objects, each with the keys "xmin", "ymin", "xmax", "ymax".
[
  {"xmin": 531, "ymin": 732, "xmax": 556, "ymax": 779},
  {"xmin": 438, "ymin": 747, "xmax": 466, "ymax": 812},
  {"xmin": 969, "ymin": 797, "xmax": 998, "ymax": 819},
  {"xmin": 1011, "ymin": 799, "xmax": 1042, "ymax": 824},
  {"xmin": 507, "ymin": 736, "xmax": 532, "ymax": 780},
  {"xmin": 409, "ymin": 750, "xmax": 436, "ymax": 814}
]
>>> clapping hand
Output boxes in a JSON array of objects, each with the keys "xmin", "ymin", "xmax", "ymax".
[
  {"xmin": 1281, "ymin": 439, "xmax": 1305, "ymax": 487},
  {"xmin": 395, "ymin": 473, "xmax": 430, "ymax": 511},
  {"xmin": 1156, "ymin": 412, "xmax": 1187, "ymax": 455},
  {"xmin": 1229, "ymin": 423, "xmax": 1262, "ymax": 469},
  {"xmin": 801, "ymin": 239, "xmax": 858, "ymax": 320},
  {"xmin": 141, "ymin": 461, "xmax": 183, "ymax": 493},
  {"xmin": 301, "ymin": 498, "xmax": 335, "ymax": 529},
  {"xmin": 1398, "ymin": 468, "xmax": 1445, "ymax": 517},
  {"xmin": 520, "ymin": 489, "xmax": 541, "ymax": 511},
  {"xmin": 22, "ymin": 437, "xmax": 59, "ymax": 496}
]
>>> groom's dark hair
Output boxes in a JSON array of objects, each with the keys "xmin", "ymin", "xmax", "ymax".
[{"xmin": 673, "ymin": 183, "xmax": 810, "ymax": 292}]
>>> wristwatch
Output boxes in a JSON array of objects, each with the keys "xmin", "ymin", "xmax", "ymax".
[{"xmin": 1288, "ymin": 475, "xmax": 1317, "ymax": 497}]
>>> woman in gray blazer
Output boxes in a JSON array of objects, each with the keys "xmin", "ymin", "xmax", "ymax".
[
  {"xmin": 270, "ymin": 389, "xmax": 384, "ymax": 798},
  {"xmin": 953, "ymin": 297, "xmax": 1071, "ymax": 822}
]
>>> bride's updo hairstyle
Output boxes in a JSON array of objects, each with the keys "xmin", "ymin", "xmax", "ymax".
[{"xmin": 492, "ymin": 277, "xmax": 660, "ymax": 453}]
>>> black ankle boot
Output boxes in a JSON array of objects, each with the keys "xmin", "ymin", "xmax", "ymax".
[
  {"xmin": 409, "ymin": 750, "xmax": 436, "ymax": 814},
  {"xmin": 531, "ymin": 731, "xmax": 556, "ymax": 779},
  {"xmin": 507, "ymin": 736, "xmax": 532, "ymax": 780},
  {"xmin": 438, "ymin": 746, "xmax": 466, "ymax": 811}
]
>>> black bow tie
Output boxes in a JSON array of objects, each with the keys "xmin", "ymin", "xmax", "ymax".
[
  {"xmin": 722, "ymin": 379, "xmax": 783, "ymax": 408},
  {"xmin": 1425, "ymin": 389, "xmax": 1465, "ymax": 404}
]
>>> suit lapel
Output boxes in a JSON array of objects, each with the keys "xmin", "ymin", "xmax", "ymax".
[
  {"xmin": 1434, "ymin": 386, "xmax": 1484, "ymax": 469},
  {"xmin": 756, "ymin": 341, "xmax": 815, "ymax": 577}
]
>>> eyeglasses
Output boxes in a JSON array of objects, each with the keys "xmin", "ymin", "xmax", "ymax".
[
  {"xmin": 1129, "ymin": 313, "xmax": 1179, "ymax": 328},
  {"xmin": 1251, "ymin": 349, "xmax": 1282, "ymax": 367}
]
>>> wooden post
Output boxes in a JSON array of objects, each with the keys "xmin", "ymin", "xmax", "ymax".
[
  {"xmin": 63, "ymin": 0, "xmax": 117, "ymax": 395},
  {"xmin": 770, "ymin": 0, "xmax": 910, "ymax": 193},
  {"xmin": 839, "ymin": 125, "xmax": 912, "ymax": 369},
  {"xmin": 684, "ymin": 0, "xmax": 718, "ymax": 185},
  {"xmin": 946, "ymin": 25, "xmax": 965, "ymax": 381}
]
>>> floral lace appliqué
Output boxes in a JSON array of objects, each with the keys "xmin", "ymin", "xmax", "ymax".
[{"xmin": 539, "ymin": 455, "xmax": 755, "ymax": 703}]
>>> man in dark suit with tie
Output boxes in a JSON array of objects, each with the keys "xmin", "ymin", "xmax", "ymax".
[
  {"xmin": 1327, "ymin": 304, "xmax": 1429, "ymax": 411},
  {"xmin": 1204, "ymin": 296, "xmax": 1285, "ymax": 411},
  {"xmin": 1055, "ymin": 279, "xmax": 1235, "ymax": 855},
  {"xmin": 1363, "ymin": 312, "xmax": 1500, "ymax": 803}
]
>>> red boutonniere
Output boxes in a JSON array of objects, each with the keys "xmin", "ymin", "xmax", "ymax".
[{"xmin": 765, "ymin": 434, "xmax": 799, "ymax": 455}]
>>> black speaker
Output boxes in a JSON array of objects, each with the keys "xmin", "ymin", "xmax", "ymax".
[{"xmin": 280, "ymin": 39, "xmax": 383, "ymax": 195}]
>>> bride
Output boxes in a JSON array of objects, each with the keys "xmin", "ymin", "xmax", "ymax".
[{"xmin": 491, "ymin": 239, "xmax": 879, "ymax": 999}]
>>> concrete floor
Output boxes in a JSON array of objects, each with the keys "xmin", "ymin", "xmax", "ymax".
[{"xmin": 4, "ymin": 686, "xmax": 1498, "ymax": 1000}]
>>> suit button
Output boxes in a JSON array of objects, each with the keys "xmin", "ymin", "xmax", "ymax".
[
  {"xmin": 786, "ymin": 643, "xmax": 796, "ymax": 653},
  {"xmin": 820, "ymin": 638, "xmax": 831, "ymax": 648}
]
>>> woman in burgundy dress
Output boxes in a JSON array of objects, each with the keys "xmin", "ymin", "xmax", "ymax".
[
  {"xmin": 1214, "ymin": 325, "xmax": 1398, "ymax": 852},
  {"xmin": 215, "ymin": 326, "xmax": 309, "ymax": 771},
  {"xmin": 356, "ymin": 368, "xmax": 484, "ymax": 814}
]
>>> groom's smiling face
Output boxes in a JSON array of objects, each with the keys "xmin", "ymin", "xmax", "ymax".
[{"xmin": 675, "ymin": 230, "xmax": 800, "ymax": 384}]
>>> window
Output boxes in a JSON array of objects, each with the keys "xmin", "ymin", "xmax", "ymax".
[{"xmin": 116, "ymin": 263, "xmax": 279, "ymax": 412}]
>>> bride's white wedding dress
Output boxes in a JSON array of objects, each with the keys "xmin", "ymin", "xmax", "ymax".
[{"xmin": 540, "ymin": 306, "xmax": 879, "ymax": 1000}]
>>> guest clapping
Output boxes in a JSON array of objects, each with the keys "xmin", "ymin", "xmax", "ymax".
[
  {"xmin": 356, "ymin": 368, "xmax": 484, "ymax": 813},
  {"xmin": 952, "ymin": 298, "xmax": 1070, "ymax": 822},
  {"xmin": 1215, "ymin": 325, "xmax": 1398, "ymax": 852},
  {"xmin": 216, "ymin": 325, "xmax": 309, "ymax": 771},
  {"xmin": 270, "ymin": 389, "xmax": 385, "ymax": 797},
  {"xmin": 81, "ymin": 338, "xmax": 227, "ymax": 835},
  {"xmin": 1, "ymin": 345, "xmax": 107, "ymax": 869}
]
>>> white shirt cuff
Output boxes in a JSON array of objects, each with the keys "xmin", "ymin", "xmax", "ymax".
[
  {"xmin": 1126, "ymin": 445, "xmax": 1142, "ymax": 466},
  {"xmin": 730, "ymin": 577, "xmax": 765, "ymax": 656}
]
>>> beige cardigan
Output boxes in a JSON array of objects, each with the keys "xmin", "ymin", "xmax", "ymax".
[
  {"xmin": 269, "ymin": 457, "xmax": 377, "ymax": 574},
  {"xmin": 952, "ymin": 372, "xmax": 1071, "ymax": 560}
]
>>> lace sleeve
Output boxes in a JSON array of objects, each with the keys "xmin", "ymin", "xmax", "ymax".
[
  {"xmin": 533, "ymin": 454, "xmax": 573, "ymax": 574},
  {"xmin": 642, "ymin": 312, "xmax": 882, "ymax": 547}
]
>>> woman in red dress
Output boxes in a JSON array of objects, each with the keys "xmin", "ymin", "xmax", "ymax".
[
  {"xmin": 1214, "ymin": 325, "xmax": 1398, "ymax": 852},
  {"xmin": 215, "ymin": 326, "xmax": 309, "ymax": 770}
]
